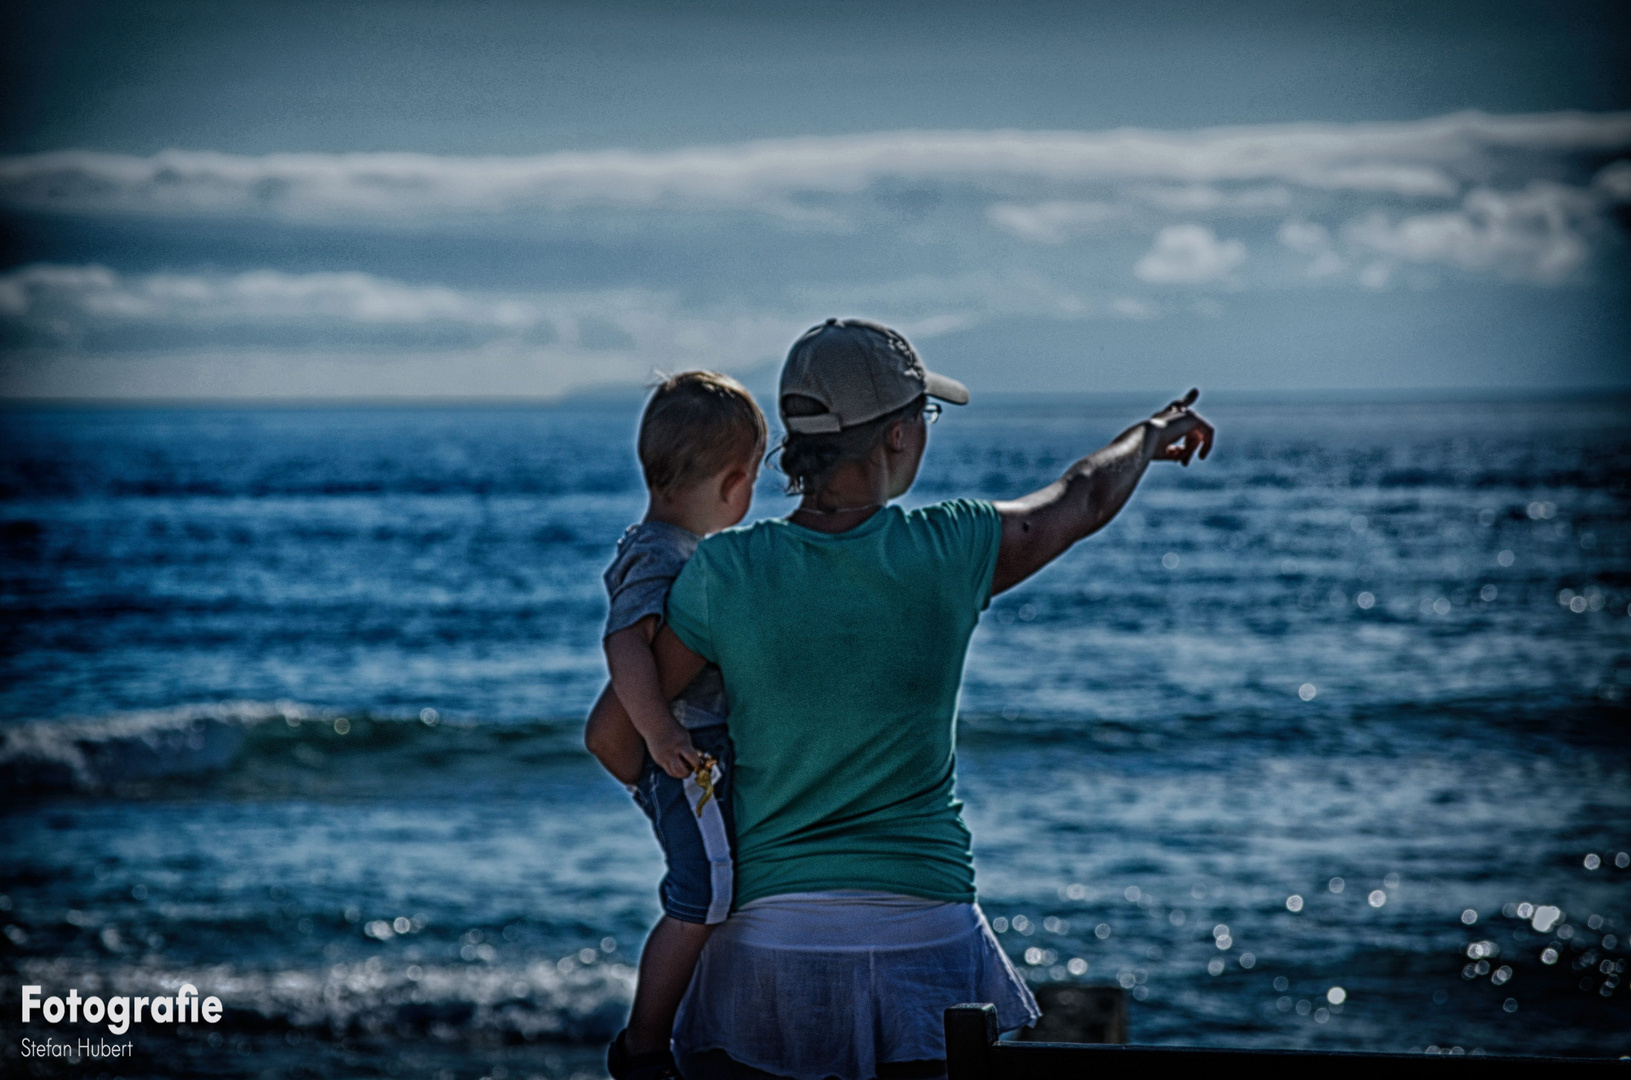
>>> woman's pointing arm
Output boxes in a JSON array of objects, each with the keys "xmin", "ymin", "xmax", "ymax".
[{"xmin": 991, "ymin": 389, "xmax": 1214, "ymax": 596}]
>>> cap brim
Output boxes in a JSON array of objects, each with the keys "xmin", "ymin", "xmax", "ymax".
[{"xmin": 924, "ymin": 370, "xmax": 970, "ymax": 405}]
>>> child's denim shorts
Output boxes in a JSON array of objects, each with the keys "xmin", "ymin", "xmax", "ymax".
[{"xmin": 630, "ymin": 724, "xmax": 736, "ymax": 925}]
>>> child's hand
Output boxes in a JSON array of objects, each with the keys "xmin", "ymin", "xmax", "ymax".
[{"xmin": 648, "ymin": 727, "xmax": 702, "ymax": 780}]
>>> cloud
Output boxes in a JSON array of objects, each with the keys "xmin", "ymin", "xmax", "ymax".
[
  {"xmin": 1111, "ymin": 296, "xmax": 1159, "ymax": 320},
  {"xmin": 1134, "ymin": 184, "xmax": 1293, "ymax": 213},
  {"xmin": 1134, "ymin": 225, "xmax": 1246, "ymax": 285},
  {"xmin": 1276, "ymin": 220, "xmax": 1330, "ymax": 254},
  {"xmin": 5, "ymin": 114, "xmax": 1624, "ymax": 299},
  {"xmin": 3, "ymin": 258, "xmax": 1245, "ymax": 399},
  {"xmin": 1596, "ymin": 160, "xmax": 1631, "ymax": 202},
  {"xmin": 1304, "ymin": 251, "xmax": 1348, "ymax": 279},
  {"xmin": 0, "ymin": 262, "xmax": 802, "ymax": 375},
  {"xmin": 3, "ymin": 112, "xmax": 1627, "ymax": 223},
  {"xmin": 1358, "ymin": 262, "xmax": 1393, "ymax": 290},
  {"xmin": 0, "ymin": 264, "xmax": 551, "ymax": 343},
  {"xmin": 1344, "ymin": 182, "xmax": 1598, "ymax": 282},
  {"xmin": 987, "ymin": 186, "xmax": 1292, "ymax": 243},
  {"xmin": 0, "ymin": 263, "xmax": 1051, "ymax": 399},
  {"xmin": 0, "ymin": 263, "xmax": 1077, "ymax": 345},
  {"xmin": 987, "ymin": 200, "xmax": 1118, "ymax": 243},
  {"xmin": 4, "ymin": 113, "xmax": 1628, "ymax": 399},
  {"xmin": 1275, "ymin": 220, "xmax": 1348, "ymax": 278}
]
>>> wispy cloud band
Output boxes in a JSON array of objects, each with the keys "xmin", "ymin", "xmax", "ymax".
[
  {"xmin": 0, "ymin": 263, "xmax": 795, "ymax": 358},
  {"xmin": 3, "ymin": 112, "xmax": 1628, "ymax": 399},
  {"xmin": 4, "ymin": 112, "xmax": 1628, "ymax": 221}
]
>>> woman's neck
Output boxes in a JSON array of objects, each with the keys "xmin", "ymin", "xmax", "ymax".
[{"xmin": 789, "ymin": 460, "xmax": 890, "ymax": 533}]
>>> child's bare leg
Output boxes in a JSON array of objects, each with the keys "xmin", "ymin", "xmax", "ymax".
[{"xmin": 625, "ymin": 916, "xmax": 714, "ymax": 1055}]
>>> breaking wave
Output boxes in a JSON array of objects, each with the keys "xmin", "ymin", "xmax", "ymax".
[{"xmin": 0, "ymin": 701, "xmax": 588, "ymax": 799}]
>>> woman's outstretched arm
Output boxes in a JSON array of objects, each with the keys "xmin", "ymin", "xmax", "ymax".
[{"xmin": 991, "ymin": 389, "xmax": 1214, "ymax": 596}]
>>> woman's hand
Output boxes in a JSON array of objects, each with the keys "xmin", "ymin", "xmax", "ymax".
[{"xmin": 1144, "ymin": 388, "xmax": 1215, "ymax": 466}]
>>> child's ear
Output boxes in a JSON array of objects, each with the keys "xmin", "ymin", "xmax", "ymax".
[{"xmin": 720, "ymin": 466, "xmax": 751, "ymax": 502}]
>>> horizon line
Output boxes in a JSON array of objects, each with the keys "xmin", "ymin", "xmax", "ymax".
[{"xmin": 5, "ymin": 385, "xmax": 1628, "ymax": 411}]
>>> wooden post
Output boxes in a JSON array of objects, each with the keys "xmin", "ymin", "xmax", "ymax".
[{"xmin": 944, "ymin": 1003, "xmax": 997, "ymax": 1080}]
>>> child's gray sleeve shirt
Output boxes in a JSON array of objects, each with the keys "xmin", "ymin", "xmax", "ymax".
[
  {"xmin": 601, "ymin": 520, "xmax": 729, "ymax": 728},
  {"xmin": 602, "ymin": 521, "xmax": 702, "ymax": 639}
]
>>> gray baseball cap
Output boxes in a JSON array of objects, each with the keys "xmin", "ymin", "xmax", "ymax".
[{"xmin": 779, "ymin": 318, "xmax": 970, "ymax": 434}]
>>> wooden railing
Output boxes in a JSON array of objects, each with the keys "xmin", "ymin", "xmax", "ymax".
[{"xmin": 944, "ymin": 1003, "xmax": 1625, "ymax": 1078}]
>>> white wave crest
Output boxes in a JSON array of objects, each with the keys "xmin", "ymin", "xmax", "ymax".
[{"xmin": 0, "ymin": 701, "xmax": 311, "ymax": 791}]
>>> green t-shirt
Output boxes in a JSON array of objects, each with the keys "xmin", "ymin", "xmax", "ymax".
[{"xmin": 665, "ymin": 498, "xmax": 1002, "ymax": 907}]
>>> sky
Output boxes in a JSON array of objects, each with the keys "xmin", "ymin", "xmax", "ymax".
[{"xmin": 1, "ymin": 0, "xmax": 1628, "ymax": 400}]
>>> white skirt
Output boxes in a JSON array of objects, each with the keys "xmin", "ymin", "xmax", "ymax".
[{"xmin": 672, "ymin": 891, "xmax": 1040, "ymax": 1080}]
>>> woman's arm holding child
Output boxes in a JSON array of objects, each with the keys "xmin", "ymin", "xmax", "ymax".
[
  {"xmin": 652, "ymin": 624, "xmax": 708, "ymax": 697},
  {"xmin": 602, "ymin": 614, "xmax": 703, "ymax": 779},
  {"xmin": 585, "ymin": 617, "xmax": 710, "ymax": 784},
  {"xmin": 584, "ymin": 685, "xmax": 646, "ymax": 785}
]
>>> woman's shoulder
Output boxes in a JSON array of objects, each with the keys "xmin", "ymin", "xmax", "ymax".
[
  {"xmin": 710, "ymin": 516, "xmax": 790, "ymax": 541},
  {"xmin": 693, "ymin": 516, "xmax": 788, "ymax": 561},
  {"xmin": 694, "ymin": 503, "xmax": 996, "ymax": 559},
  {"xmin": 889, "ymin": 501, "xmax": 1002, "ymax": 572},
  {"xmin": 898, "ymin": 498, "xmax": 998, "ymax": 529},
  {"xmin": 906, "ymin": 497, "xmax": 996, "ymax": 516}
]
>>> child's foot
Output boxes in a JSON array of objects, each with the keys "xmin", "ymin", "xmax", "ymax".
[{"xmin": 607, "ymin": 1029, "xmax": 679, "ymax": 1080}]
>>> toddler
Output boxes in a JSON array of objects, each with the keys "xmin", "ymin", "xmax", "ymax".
[{"xmin": 584, "ymin": 371, "xmax": 765, "ymax": 1080}]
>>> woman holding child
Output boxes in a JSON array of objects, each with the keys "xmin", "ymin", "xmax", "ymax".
[{"xmin": 590, "ymin": 319, "xmax": 1213, "ymax": 1080}]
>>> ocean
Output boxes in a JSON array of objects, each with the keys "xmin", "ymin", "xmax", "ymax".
[{"xmin": 2, "ymin": 395, "xmax": 1628, "ymax": 1077}]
